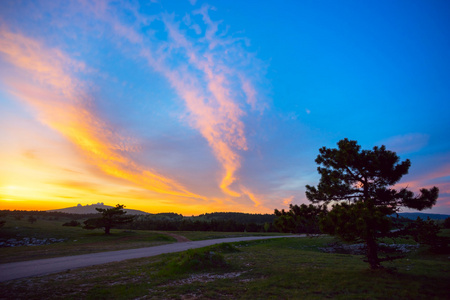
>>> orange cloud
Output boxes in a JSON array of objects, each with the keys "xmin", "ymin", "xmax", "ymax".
[
  {"xmin": 156, "ymin": 12, "xmax": 253, "ymax": 197},
  {"xmin": 240, "ymin": 186, "xmax": 262, "ymax": 207},
  {"xmin": 160, "ymin": 67, "xmax": 246, "ymax": 197},
  {"xmin": 0, "ymin": 27, "xmax": 203, "ymax": 200},
  {"xmin": 82, "ymin": 3, "xmax": 260, "ymax": 198},
  {"xmin": 282, "ymin": 196, "xmax": 294, "ymax": 206},
  {"xmin": 395, "ymin": 161, "xmax": 450, "ymax": 211},
  {"xmin": 1, "ymin": 2, "xmax": 268, "ymax": 213}
]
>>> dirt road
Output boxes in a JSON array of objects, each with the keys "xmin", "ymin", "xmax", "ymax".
[{"xmin": 0, "ymin": 235, "xmax": 301, "ymax": 282}]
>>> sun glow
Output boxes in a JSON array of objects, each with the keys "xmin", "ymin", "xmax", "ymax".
[
  {"xmin": 1, "ymin": 1, "xmax": 448, "ymax": 215},
  {"xmin": 0, "ymin": 26, "xmax": 210, "ymax": 212}
]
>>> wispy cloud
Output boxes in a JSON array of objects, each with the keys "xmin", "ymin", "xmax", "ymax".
[
  {"xmin": 282, "ymin": 195, "xmax": 294, "ymax": 206},
  {"xmin": 379, "ymin": 133, "xmax": 429, "ymax": 154},
  {"xmin": 240, "ymin": 186, "xmax": 262, "ymax": 207},
  {"xmin": 0, "ymin": 27, "xmax": 203, "ymax": 200},
  {"xmin": 158, "ymin": 7, "xmax": 265, "ymax": 196},
  {"xmin": 83, "ymin": 1, "xmax": 266, "ymax": 197},
  {"xmin": 394, "ymin": 154, "xmax": 450, "ymax": 212}
]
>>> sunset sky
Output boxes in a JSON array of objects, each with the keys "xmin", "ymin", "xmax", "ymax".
[{"xmin": 1, "ymin": 0, "xmax": 449, "ymax": 215}]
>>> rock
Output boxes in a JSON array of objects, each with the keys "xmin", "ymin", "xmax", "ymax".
[
  {"xmin": 0, "ymin": 237, "xmax": 66, "ymax": 247},
  {"xmin": 319, "ymin": 242, "xmax": 419, "ymax": 255}
]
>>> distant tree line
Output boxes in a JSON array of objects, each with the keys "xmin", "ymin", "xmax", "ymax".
[
  {"xmin": 122, "ymin": 214, "xmax": 277, "ymax": 232},
  {"xmin": 0, "ymin": 210, "xmax": 99, "ymax": 220},
  {"xmin": 196, "ymin": 212, "xmax": 275, "ymax": 224},
  {"xmin": 0, "ymin": 209, "xmax": 278, "ymax": 233}
]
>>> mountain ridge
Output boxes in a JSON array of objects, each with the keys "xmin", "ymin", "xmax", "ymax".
[
  {"xmin": 396, "ymin": 212, "xmax": 449, "ymax": 220},
  {"xmin": 46, "ymin": 204, "xmax": 449, "ymax": 220},
  {"xmin": 48, "ymin": 203, "xmax": 149, "ymax": 215}
]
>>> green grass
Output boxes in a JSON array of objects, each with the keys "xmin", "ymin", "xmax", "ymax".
[
  {"xmin": 175, "ymin": 231, "xmax": 289, "ymax": 241},
  {"xmin": 0, "ymin": 215, "xmax": 177, "ymax": 263},
  {"xmin": 1, "ymin": 235, "xmax": 448, "ymax": 299},
  {"xmin": 439, "ymin": 228, "xmax": 450, "ymax": 237},
  {"xmin": 0, "ymin": 214, "xmax": 86, "ymax": 240},
  {"xmin": 158, "ymin": 243, "xmax": 238, "ymax": 278},
  {"xmin": 0, "ymin": 216, "xmax": 286, "ymax": 263},
  {"xmin": 0, "ymin": 230, "xmax": 176, "ymax": 263}
]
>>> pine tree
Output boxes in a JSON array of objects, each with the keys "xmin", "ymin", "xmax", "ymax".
[
  {"xmin": 83, "ymin": 204, "xmax": 134, "ymax": 234},
  {"xmin": 306, "ymin": 138, "xmax": 439, "ymax": 269}
]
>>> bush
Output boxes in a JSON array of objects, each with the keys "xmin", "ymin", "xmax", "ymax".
[
  {"xmin": 27, "ymin": 216, "xmax": 37, "ymax": 224},
  {"xmin": 443, "ymin": 217, "xmax": 450, "ymax": 229},
  {"xmin": 409, "ymin": 217, "xmax": 449, "ymax": 254},
  {"xmin": 62, "ymin": 220, "xmax": 81, "ymax": 227},
  {"xmin": 209, "ymin": 243, "xmax": 241, "ymax": 253},
  {"xmin": 159, "ymin": 244, "xmax": 238, "ymax": 277}
]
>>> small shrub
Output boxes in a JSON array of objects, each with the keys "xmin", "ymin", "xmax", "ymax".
[
  {"xmin": 443, "ymin": 217, "xmax": 450, "ymax": 229},
  {"xmin": 62, "ymin": 220, "xmax": 81, "ymax": 227},
  {"xmin": 409, "ymin": 217, "xmax": 449, "ymax": 254},
  {"xmin": 159, "ymin": 245, "xmax": 235, "ymax": 277},
  {"xmin": 209, "ymin": 243, "xmax": 241, "ymax": 253},
  {"xmin": 27, "ymin": 216, "xmax": 37, "ymax": 224}
]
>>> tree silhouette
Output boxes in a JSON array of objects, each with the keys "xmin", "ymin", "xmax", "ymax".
[
  {"xmin": 83, "ymin": 204, "xmax": 134, "ymax": 235},
  {"xmin": 27, "ymin": 215, "xmax": 37, "ymax": 224},
  {"xmin": 306, "ymin": 138, "xmax": 439, "ymax": 269},
  {"xmin": 274, "ymin": 204, "xmax": 326, "ymax": 235}
]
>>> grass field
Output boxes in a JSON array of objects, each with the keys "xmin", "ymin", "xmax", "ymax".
[
  {"xmin": 1, "ymin": 216, "xmax": 449, "ymax": 299},
  {"xmin": 1, "ymin": 233, "xmax": 449, "ymax": 299},
  {"xmin": 174, "ymin": 231, "xmax": 287, "ymax": 241},
  {"xmin": 0, "ymin": 215, "xmax": 178, "ymax": 263},
  {"xmin": 0, "ymin": 214, "xmax": 287, "ymax": 263}
]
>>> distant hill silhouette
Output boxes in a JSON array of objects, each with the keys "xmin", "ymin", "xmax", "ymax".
[
  {"xmin": 48, "ymin": 203, "xmax": 149, "ymax": 215},
  {"xmin": 195, "ymin": 212, "xmax": 275, "ymax": 224},
  {"xmin": 397, "ymin": 212, "xmax": 449, "ymax": 220},
  {"xmin": 44, "ymin": 205, "xmax": 450, "ymax": 221}
]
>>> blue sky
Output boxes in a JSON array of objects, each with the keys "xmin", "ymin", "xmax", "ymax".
[{"xmin": 0, "ymin": 0, "xmax": 449, "ymax": 214}]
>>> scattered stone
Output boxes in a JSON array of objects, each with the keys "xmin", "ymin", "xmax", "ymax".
[
  {"xmin": 0, "ymin": 237, "xmax": 66, "ymax": 247},
  {"xmin": 162, "ymin": 272, "xmax": 245, "ymax": 287},
  {"xmin": 319, "ymin": 242, "xmax": 419, "ymax": 255}
]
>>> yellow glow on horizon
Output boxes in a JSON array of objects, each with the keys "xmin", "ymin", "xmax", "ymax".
[
  {"xmin": 3, "ymin": 185, "xmax": 19, "ymax": 196},
  {"xmin": 0, "ymin": 197, "xmax": 274, "ymax": 215},
  {"xmin": 0, "ymin": 27, "xmax": 278, "ymax": 216},
  {"xmin": 0, "ymin": 27, "xmax": 206, "ymax": 206}
]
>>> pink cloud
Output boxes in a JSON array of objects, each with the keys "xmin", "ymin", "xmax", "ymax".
[
  {"xmin": 379, "ymin": 133, "xmax": 429, "ymax": 154},
  {"xmin": 0, "ymin": 27, "xmax": 203, "ymax": 200},
  {"xmin": 28, "ymin": 1, "xmax": 267, "ymax": 201},
  {"xmin": 395, "ymin": 161, "xmax": 450, "ymax": 211},
  {"xmin": 85, "ymin": 3, "xmax": 264, "ymax": 197},
  {"xmin": 282, "ymin": 195, "xmax": 294, "ymax": 206},
  {"xmin": 240, "ymin": 186, "xmax": 262, "ymax": 207}
]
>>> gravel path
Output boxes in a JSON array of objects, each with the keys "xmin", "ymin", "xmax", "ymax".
[{"xmin": 0, "ymin": 235, "xmax": 301, "ymax": 282}]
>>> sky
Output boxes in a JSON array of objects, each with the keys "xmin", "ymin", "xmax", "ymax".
[{"xmin": 0, "ymin": 0, "xmax": 449, "ymax": 215}]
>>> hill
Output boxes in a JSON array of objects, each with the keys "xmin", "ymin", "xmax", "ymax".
[
  {"xmin": 397, "ymin": 212, "xmax": 449, "ymax": 220},
  {"xmin": 194, "ymin": 212, "xmax": 275, "ymax": 224},
  {"xmin": 48, "ymin": 203, "xmax": 149, "ymax": 215}
]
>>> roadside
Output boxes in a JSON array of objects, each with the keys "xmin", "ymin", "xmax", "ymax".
[
  {"xmin": 0, "ymin": 235, "xmax": 301, "ymax": 282},
  {"xmin": 0, "ymin": 231, "xmax": 175, "ymax": 264},
  {"xmin": 0, "ymin": 231, "xmax": 288, "ymax": 264},
  {"xmin": 157, "ymin": 232, "xmax": 191, "ymax": 242},
  {"xmin": 2, "ymin": 235, "xmax": 447, "ymax": 300}
]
